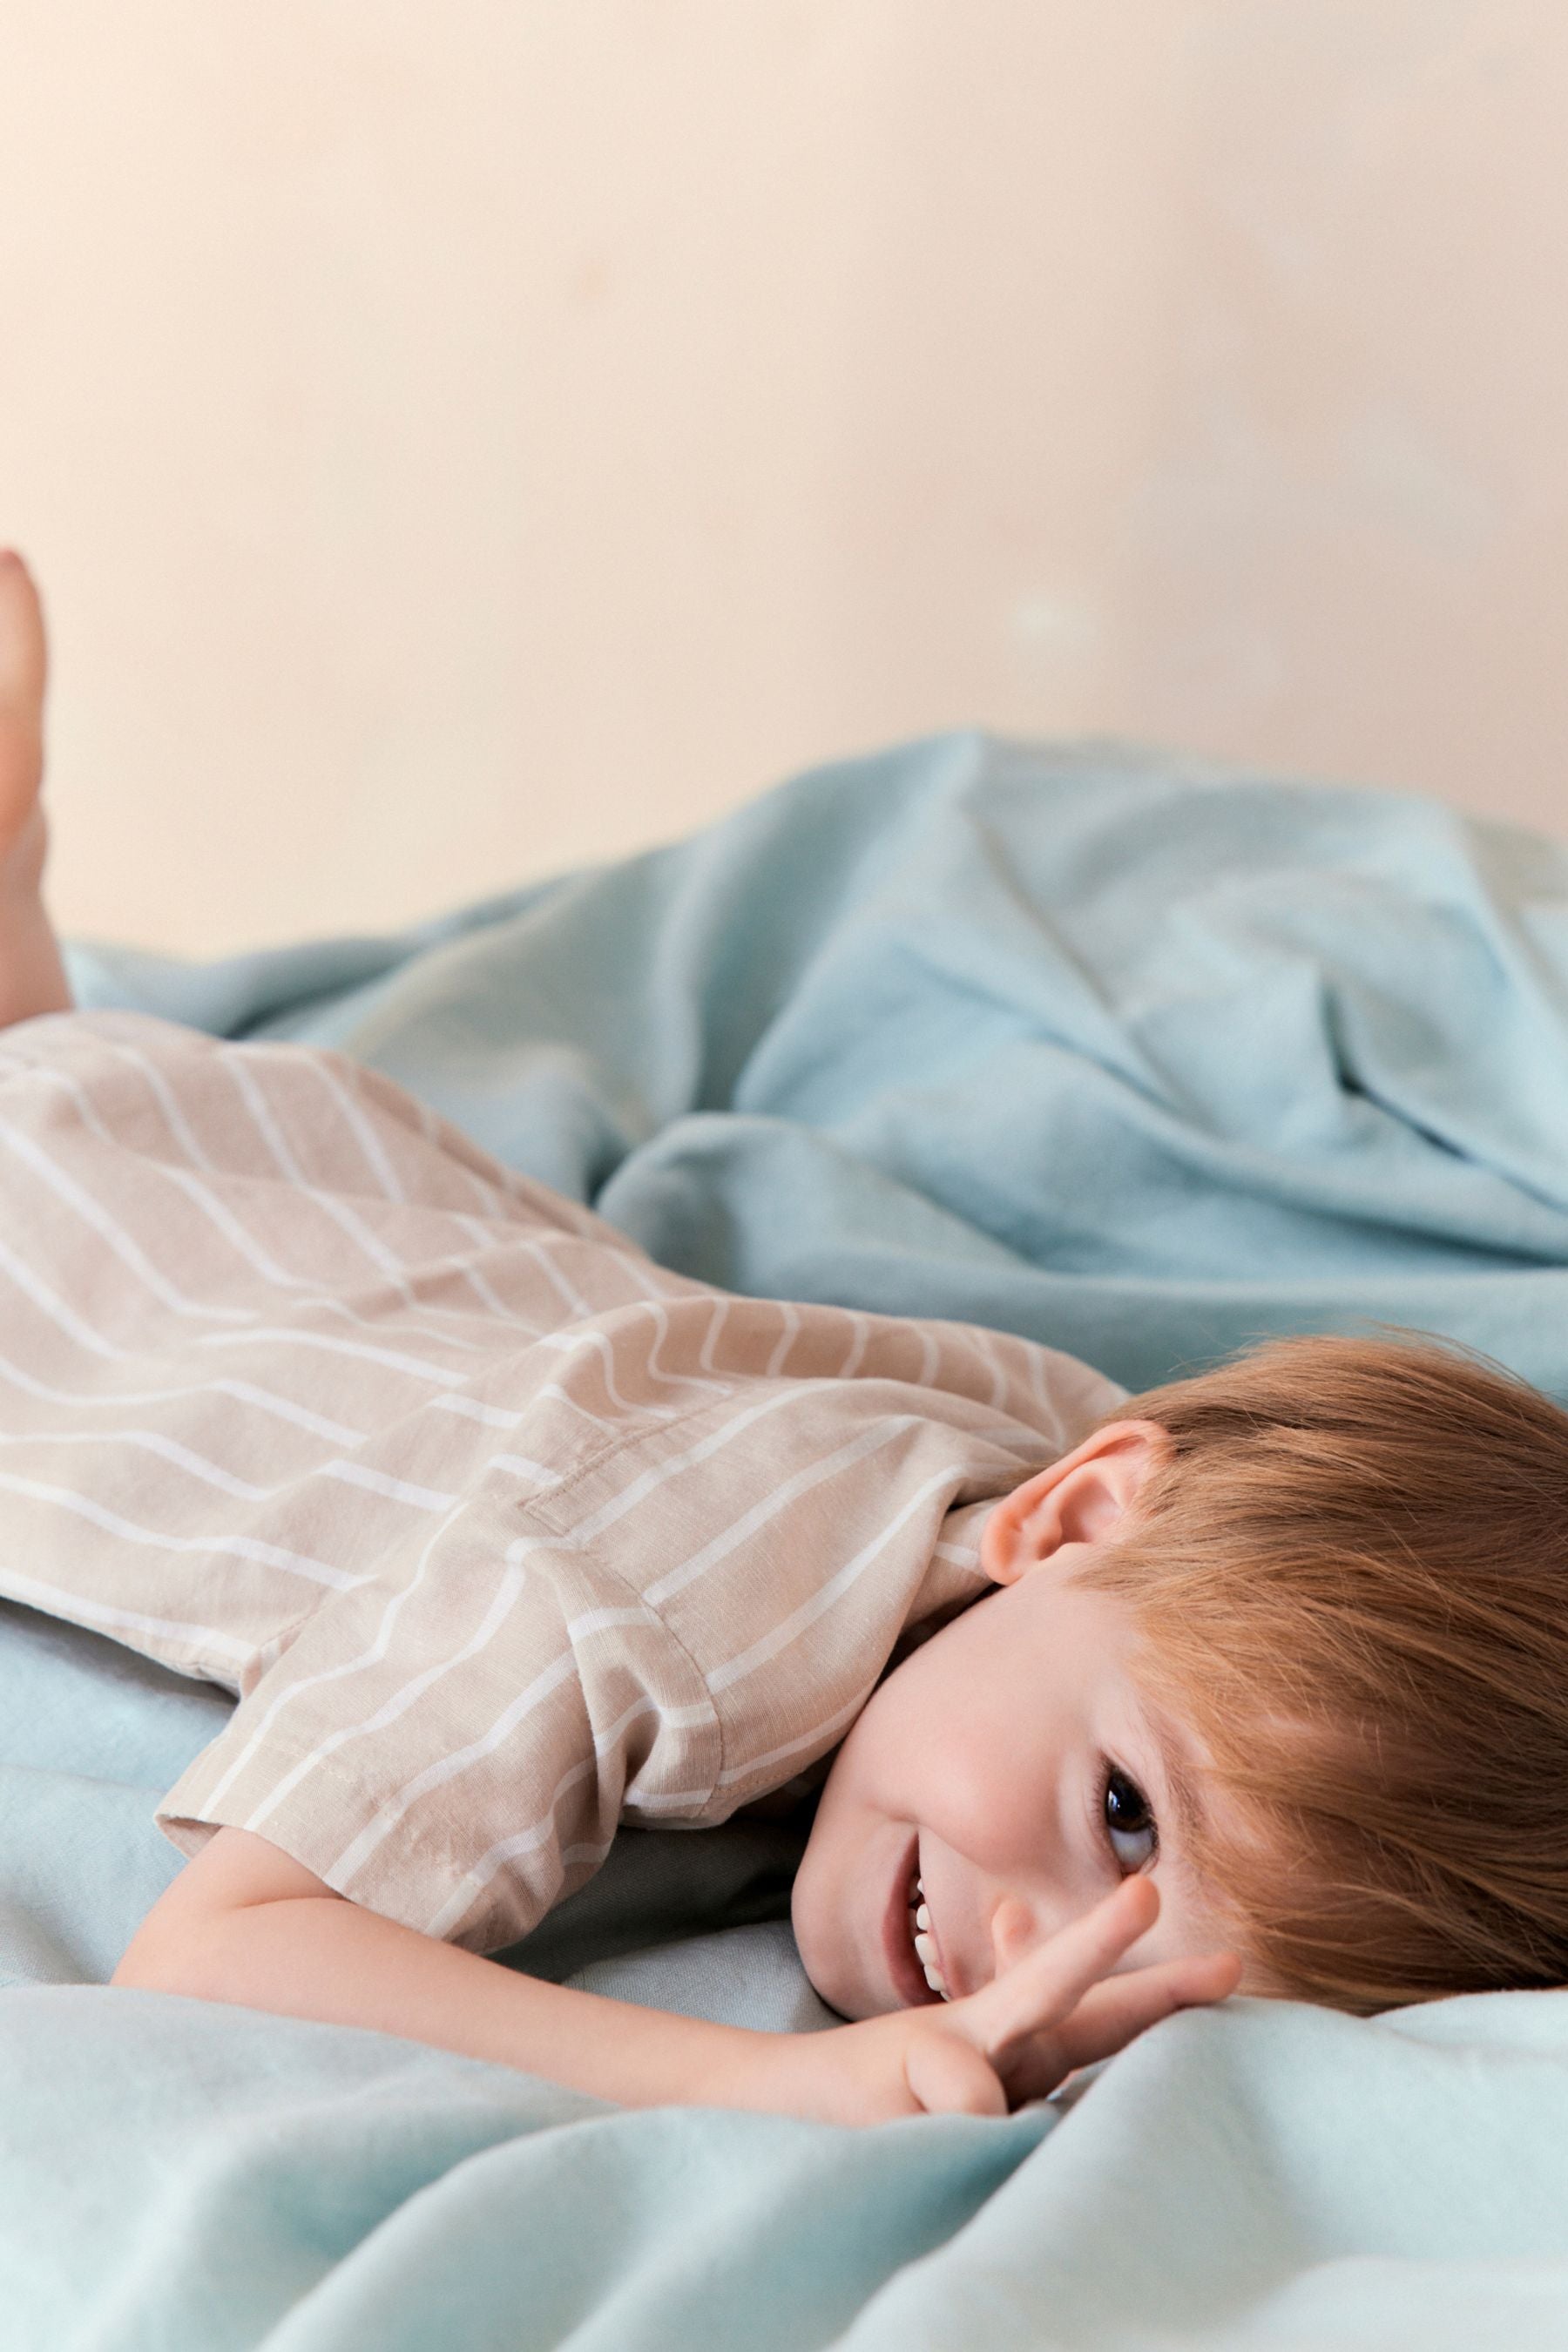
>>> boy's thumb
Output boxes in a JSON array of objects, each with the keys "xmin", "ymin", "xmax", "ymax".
[{"xmin": 903, "ymin": 2029, "xmax": 1008, "ymax": 2119}]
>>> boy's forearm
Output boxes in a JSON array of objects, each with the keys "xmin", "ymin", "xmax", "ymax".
[{"xmin": 114, "ymin": 1892, "xmax": 801, "ymax": 2115}]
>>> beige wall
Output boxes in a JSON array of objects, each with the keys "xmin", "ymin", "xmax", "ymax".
[{"xmin": 3, "ymin": 1, "xmax": 1565, "ymax": 957}]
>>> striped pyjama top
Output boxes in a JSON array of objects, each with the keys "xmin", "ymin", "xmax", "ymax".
[{"xmin": 0, "ymin": 1010, "xmax": 1126, "ymax": 1952}]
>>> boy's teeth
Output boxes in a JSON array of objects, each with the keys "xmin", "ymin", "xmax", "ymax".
[
  {"xmin": 914, "ymin": 1930, "xmax": 949, "ymax": 1995},
  {"xmin": 908, "ymin": 1872, "xmax": 951, "ymax": 1997}
]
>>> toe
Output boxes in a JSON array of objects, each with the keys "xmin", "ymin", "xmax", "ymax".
[
  {"xmin": 0, "ymin": 551, "xmax": 47, "ymax": 718},
  {"xmin": 0, "ymin": 552, "xmax": 46, "ymax": 844}
]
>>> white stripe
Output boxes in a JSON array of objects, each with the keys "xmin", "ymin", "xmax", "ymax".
[
  {"xmin": 977, "ymin": 1333, "xmax": 1010, "ymax": 1413},
  {"xmin": 320, "ymin": 1458, "xmax": 457, "ymax": 1511},
  {"xmin": 707, "ymin": 1467, "xmax": 958, "ymax": 1693},
  {"xmin": 518, "ymin": 1236, "xmax": 592, "ymax": 1318},
  {"xmin": 0, "ymin": 1566, "xmax": 253, "ymax": 1668},
  {"xmin": 838, "ymin": 1311, "xmax": 869, "ymax": 1379},
  {"xmin": 436, "ymin": 1226, "xmax": 550, "ymax": 1328},
  {"xmin": 190, "ymin": 1325, "xmax": 470, "ymax": 1386},
  {"xmin": 428, "ymin": 1127, "xmax": 510, "ymax": 1217},
  {"xmin": 558, "ymin": 1838, "xmax": 615, "ymax": 1869},
  {"xmin": 447, "ymin": 1206, "xmax": 514, "ymax": 1248},
  {"xmin": 422, "ymin": 1754, "xmax": 599, "ymax": 1940},
  {"xmin": 715, "ymin": 1686, "xmax": 871, "ymax": 1786},
  {"xmin": 931, "ymin": 1539, "xmax": 984, "ymax": 1571},
  {"xmin": 531, "ymin": 1380, "xmax": 617, "ymax": 1430},
  {"xmin": 222, "ymin": 1056, "xmax": 468, "ymax": 1321},
  {"xmin": 0, "ymin": 1232, "xmax": 127, "ymax": 1359},
  {"xmin": 325, "ymin": 1643, "xmax": 582, "ymax": 1887},
  {"xmin": 156, "ymin": 1158, "xmax": 314, "ymax": 1288},
  {"xmin": 10, "ymin": 1058, "xmax": 304, "ymax": 1288},
  {"xmin": 557, "ymin": 1382, "xmax": 854, "ymax": 1560},
  {"xmin": 508, "ymin": 1177, "xmax": 615, "ymax": 1241},
  {"xmin": 218, "ymin": 1379, "xmax": 368, "ymax": 1445},
  {"xmin": 152, "ymin": 1185, "xmax": 513, "ymax": 1355},
  {"xmin": 92, "ymin": 1036, "xmax": 221, "ymax": 1171},
  {"xmin": 423, "ymin": 1686, "xmax": 712, "ymax": 1942},
  {"xmin": 765, "ymin": 1301, "xmax": 800, "ymax": 1378},
  {"xmin": 0, "ymin": 1348, "xmax": 367, "ymax": 1444},
  {"xmin": 311, "ymin": 1058, "xmax": 405, "ymax": 1201},
  {"xmin": 0, "ymin": 1469, "xmax": 366, "ymax": 1591},
  {"xmin": 487, "ymin": 1451, "xmax": 564, "ymax": 1486},
  {"xmin": 564, "ymin": 1605, "xmax": 658, "ymax": 1641},
  {"xmin": 427, "ymin": 1390, "xmax": 525, "ymax": 1428},
  {"xmin": 243, "ymin": 1558, "xmax": 531, "ymax": 1838},
  {"xmin": 595, "ymin": 1693, "xmax": 712, "ymax": 1763},
  {"xmin": 428, "ymin": 1377, "xmax": 616, "ymax": 1435},
  {"xmin": 0, "ymin": 1114, "xmax": 251, "ymax": 1323},
  {"xmin": 698, "ymin": 1295, "xmax": 731, "ymax": 1372},
  {"xmin": 0, "ymin": 1051, "xmax": 214, "ymax": 1179},
  {"xmin": 641, "ymin": 1301, "xmax": 731, "ymax": 1397},
  {"xmin": 536, "ymin": 1328, "xmax": 683, "ymax": 1419},
  {"xmin": 221, "ymin": 1050, "xmax": 307, "ymax": 1182},
  {"xmin": 0, "ymin": 1053, "xmax": 499, "ymax": 1353},
  {"xmin": 0, "ymin": 1424, "xmax": 274, "ymax": 1502},
  {"xmin": 642, "ymin": 1415, "xmax": 915, "ymax": 1609},
  {"xmin": 963, "ymin": 1422, "xmax": 1059, "ymax": 1452},
  {"xmin": 197, "ymin": 1501, "xmax": 475, "ymax": 1812}
]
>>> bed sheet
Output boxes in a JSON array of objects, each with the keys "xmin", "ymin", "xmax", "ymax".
[{"xmin": 10, "ymin": 729, "xmax": 1568, "ymax": 2345}]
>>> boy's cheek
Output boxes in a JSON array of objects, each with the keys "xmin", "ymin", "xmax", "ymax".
[{"xmin": 789, "ymin": 1830, "xmax": 859, "ymax": 2015}]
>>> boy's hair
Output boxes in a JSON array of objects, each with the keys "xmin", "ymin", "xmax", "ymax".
[{"xmin": 1076, "ymin": 1328, "xmax": 1568, "ymax": 2015}]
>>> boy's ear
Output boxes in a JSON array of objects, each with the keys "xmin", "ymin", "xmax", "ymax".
[{"xmin": 980, "ymin": 1420, "xmax": 1169, "ymax": 1585}]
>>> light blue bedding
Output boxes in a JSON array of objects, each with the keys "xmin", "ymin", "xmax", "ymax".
[{"xmin": 10, "ymin": 729, "xmax": 1568, "ymax": 2346}]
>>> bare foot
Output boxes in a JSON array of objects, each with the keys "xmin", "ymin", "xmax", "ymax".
[
  {"xmin": 0, "ymin": 550, "xmax": 50, "ymax": 899},
  {"xmin": 0, "ymin": 551, "xmax": 72, "ymax": 1021}
]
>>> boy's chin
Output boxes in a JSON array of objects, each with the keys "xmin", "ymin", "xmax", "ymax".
[
  {"xmin": 798, "ymin": 1953, "xmax": 877, "ymax": 2022},
  {"xmin": 791, "ymin": 1869, "xmax": 875, "ymax": 2020}
]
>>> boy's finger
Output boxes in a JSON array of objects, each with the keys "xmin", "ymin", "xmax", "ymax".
[
  {"xmin": 1031, "ymin": 1950, "xmax": 1242, "ymax": 2084},
  {"xmin": 903, "ymin": 2029, "xmax": 1009, "ymax": 2119},
  {"xmin": 967, "ymin": 1876, "xmax": 1159, "ymax": 2059},
  {"xmin": 992, "ymin": 1950, "xmax": 1241, "ymax": 2107}
]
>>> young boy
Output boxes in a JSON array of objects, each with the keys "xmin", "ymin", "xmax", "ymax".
[{"xmin": 3, "ymin": 551, "xmax": 1565, "ymax": 2126}]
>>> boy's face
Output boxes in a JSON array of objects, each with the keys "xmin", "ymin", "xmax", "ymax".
[{"xmin": 791, "ymin": 1424, "xmax": 1239, "ymax": 2019}]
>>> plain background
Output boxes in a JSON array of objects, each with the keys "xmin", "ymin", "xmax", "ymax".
[{"xmin": 3, "ymin": 0, "xmax": 1565, "ymax": 957}]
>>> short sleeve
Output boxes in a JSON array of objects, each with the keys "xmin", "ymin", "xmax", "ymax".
[{"xmin": 156, "ymin": 1508, "xmax": 723, "ymax": 1954}]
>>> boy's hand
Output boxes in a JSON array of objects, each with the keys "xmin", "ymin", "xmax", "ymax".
[{"xmin": 749, "ymin": 1876, "xmax": 1240, "ymax": 2127}]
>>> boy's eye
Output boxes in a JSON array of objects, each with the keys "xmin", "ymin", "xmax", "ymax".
[{"xmin": 1102, "ymin": 1764, "xmax": 1159, "ymax": 1873}]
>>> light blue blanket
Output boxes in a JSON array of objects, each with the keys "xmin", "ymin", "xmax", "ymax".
[{"xmin": 10, "ymin": 730, "xmax": 1568, "ymax": 2347}]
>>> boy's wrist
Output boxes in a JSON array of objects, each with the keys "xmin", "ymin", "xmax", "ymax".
[{"xmin": 699, "ymin": 2024, "xmax": 870, "ymax": 2126}]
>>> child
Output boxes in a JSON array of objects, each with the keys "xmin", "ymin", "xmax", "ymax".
[{"xmin": 3, "ymin": 551, "xmax": 1565, "ymax": 2126}]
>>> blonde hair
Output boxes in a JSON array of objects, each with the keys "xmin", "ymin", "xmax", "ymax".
[{"xmin": 1076, "ymin": 1328, "xmax": 1568, "ymax": 2014}]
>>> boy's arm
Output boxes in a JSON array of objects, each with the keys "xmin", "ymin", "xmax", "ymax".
[
  {"xmin": 112, "ymin": 1827, "xmax": 794, "ymax": 2116},
  {"xmin": 112, "ymin": 1828, "xmax": 1240, "ymax": 2126}
]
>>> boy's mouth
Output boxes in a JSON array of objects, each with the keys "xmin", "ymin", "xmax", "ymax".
[{"xmin": 883, "ymin": 1834, "xmax": 951, "ymax": 2007}]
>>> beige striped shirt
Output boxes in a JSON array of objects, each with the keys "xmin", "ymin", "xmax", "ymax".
[{"xmin": 0, "ymin": 1010, "xmax": 1125, "ymax": 1952}]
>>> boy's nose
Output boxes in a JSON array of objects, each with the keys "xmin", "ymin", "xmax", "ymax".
[
  {"xmin": 987, "ymin": 1885, "xmax": 1134, "ymax": 1990},
  {"xmin": 989, "ymin": 1896, "xmax": 1036, "ymax": 1982}
]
